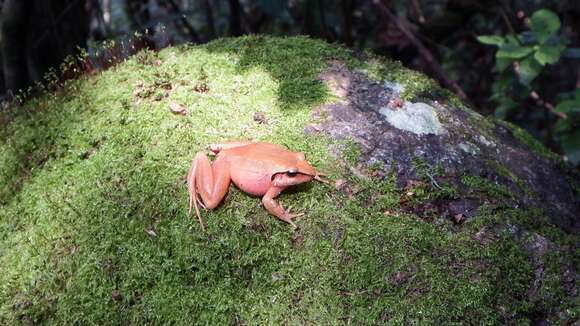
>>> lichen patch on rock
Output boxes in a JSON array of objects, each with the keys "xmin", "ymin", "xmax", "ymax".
[
  {"xmin": 383, "ymin": 80, "xmax": 405, "ymax": 94},
  {"xmin": 379, "ymin": 102, "xmax": 444, "ymax": 136},
  {"xmin": 458, "ymin": 141, "xmax": 480, "ymax": 155}
]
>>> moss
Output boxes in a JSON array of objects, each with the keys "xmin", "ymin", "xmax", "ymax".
[
  {"xmin": 339, "ymin": 138, "xmax": 364, "ymax": 167},
  {"xmin": 539, "ymin": 251, "xmax": 579, "ymax": 324},
  {"xmin": 566, "ymin": 174, "xmax": 580, "ymax": 197},
  {"xmin": 134, "ymin": 48, "xmax": 159, "ymax": 66},
  {"xmin": 464, "ymin": 207, "xmax": 579, "ymax": 322},
  {"xmin": 495, "ymin": 120, "xmax": 561, "ymax": 162},
  {"xmin": 483, "ymin": 159, "xmax": 532, "ymax": 197},
  {"xmin": 461, "ymin": 175, "xmax": 512, "ymax": 199},
  {"xmin": 467, "ymin": 114, "xmax": 497, "ymax": 142},
  {"xmin": 0, "ymin": 36, "xmax": 570, "ymax": 324},
  {"xmin": 361, "ymin": 56, "xmax": 461, "ymax": 105},
  {"xmin": 409, "ymin": 156, "xmax": 457, "ymax": 202},
  {"xmin": 341, "ymin": 213, "xmax": 534, "ymax": 324}
]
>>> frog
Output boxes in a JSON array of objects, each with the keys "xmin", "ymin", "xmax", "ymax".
[{"xmin": 187, "ymin": 141, "xmax": 327, "ymax": 230}]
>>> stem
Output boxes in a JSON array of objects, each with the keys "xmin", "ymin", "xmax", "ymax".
[
  {"xmin": 373, "ymin": 0, "xmax": 473, "ymax": 106},
  {"xmin": 530, "ymin": 91, "xmax": 567, "ymax": 120}
]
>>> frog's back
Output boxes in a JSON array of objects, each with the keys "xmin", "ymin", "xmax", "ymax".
[
  {"xmin": 225, "ymin": 143, "xmax": 293, "ymax": 196},
  {"xmin": 226, "ymin": 142, "xmax": 295, "ymax": 162}
]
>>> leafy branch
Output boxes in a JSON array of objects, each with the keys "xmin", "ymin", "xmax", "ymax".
[{"xmin": 478, "ymin": 9, "xmax": 580, "ymax": 165}]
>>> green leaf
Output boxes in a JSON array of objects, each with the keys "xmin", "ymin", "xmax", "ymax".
[
  {"xmin": 496, "ymin": 44, "xmax": 534, "ymax": 59},
  {"xmin": 534, "ymin": 44, "xmax": 565, "ymax": 65},
  {"xmin": 554, "ymin": 119, "xmax": 573, "ymax": 134},
  {"xmin": 530, "ymin": 9, "xmax": 561, "ymax": 44},
  {"xmin": 560, "ymin": 129, "xmax": 580, "ymax": 165},
  {"xmin": 505, "ymin": 35, "xmax": 520, "ymax": 45},
  {"xmin": 555, "ymin": 99, "xmax": 580, "ymax": 113},
  {"xmin": 518, "ymin": 57, "xmax": 542, "ymax": 85},
  {"xmin": 491, "ymin": 73, "xmax": 514, "ymax": 94},
  {"xmin": 495, "ymin": 58, "xmax": 512, "ymax": 72},
  {"xmin": 477, "ymin": 35, "xmax": 505, "ymax": 46}
]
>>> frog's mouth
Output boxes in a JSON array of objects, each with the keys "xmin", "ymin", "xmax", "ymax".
[{"xmin": 271, "ymin": 170, "xmax": 330, "ymax": 184}]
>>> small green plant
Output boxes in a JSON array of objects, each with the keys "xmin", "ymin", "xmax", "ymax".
[
  {"xmin": 477, "ymin": 9, "xmax": 580, "ymax": 164},
  {"xmin": 553, "ymin": 89, "xmax": 580, "ymax": 164}
]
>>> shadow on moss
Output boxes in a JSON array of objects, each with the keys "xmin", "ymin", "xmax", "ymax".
[{"xmin": 203, "ymin": 35, "xmax": 358, "ymax": 110}]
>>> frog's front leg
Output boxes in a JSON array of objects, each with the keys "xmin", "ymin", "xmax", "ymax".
[
  {"xmin": 187, "ymin": 152, "xmax": 231, "ymax": 230},
  {"xmin": 261, "ymin": 187, "xmax": 304, "ymax": 228}
]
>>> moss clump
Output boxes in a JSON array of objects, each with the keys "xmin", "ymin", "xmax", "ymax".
[
  {"xmin": 362, "ymin": 56, "xmax": 462, "ymax": 105},
  {"xmin": 410, "ymin": 156, "xmax": 457, "ymax": 201},
  {"xmin": 461, "ymin": 175, "xmax": 512, "ymax": 200},
  {"xmin": 339, "ymin": 138, "xmax": 364, "ymax": 167},
  {"xmin": 468, "ymin": 208, "xmax": 579, "ymax": 324},
  {"xmin": 0, "ymin": 36, "xmax": 570, "ymax": 324},
  {"xmin": 537, "ymin": 251, "xmax": 579, "ymax": 324},
  {"xmin": 342, "ymin": 213, "xmax": 534, "ymax": 324},
  {"xmin": 484, "ymin": 159, "xmax": 536, "ymax": 198},
  {"xmin": 134, "ymin": 48, "xmax": 160, "ymax": 66}
]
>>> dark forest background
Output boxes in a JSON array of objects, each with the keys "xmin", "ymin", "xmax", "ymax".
[{"xmin": 1, "ymin": 0, "xmax": 578, "ymax": 165}]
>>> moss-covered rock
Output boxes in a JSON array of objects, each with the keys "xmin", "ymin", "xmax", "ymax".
[
  {"xmin": 0, "ymin": 36, "xmax": 577, "ymax": 324},
  {"xmin": 314, "ymin": 60, "xmax": 579, "ymax": 234}
]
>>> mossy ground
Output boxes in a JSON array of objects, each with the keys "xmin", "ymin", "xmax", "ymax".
[{"xmin": 0, "ymin": 36, "xmax": 575, "ymax": 324}]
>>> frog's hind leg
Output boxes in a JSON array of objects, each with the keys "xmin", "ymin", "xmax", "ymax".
[{"xmin": 187, "ymin": 153, "xmax": 231, "ymax": 230}]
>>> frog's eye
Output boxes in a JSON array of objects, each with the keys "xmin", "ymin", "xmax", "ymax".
[{"xmin": 286, "ymin": 169, "xmax": 298, "ymax": 177}]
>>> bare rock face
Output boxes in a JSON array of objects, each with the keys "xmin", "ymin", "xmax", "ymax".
[{"xmin": 308, "ymin": 62, "xmax": 579, "ymax": 233}]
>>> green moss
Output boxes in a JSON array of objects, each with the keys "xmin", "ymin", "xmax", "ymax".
[
  {"xmin": 539, "ymin": 251, "xmax": 579, "ymax": 324},
  {"xmin": 340, "ymin": 138, "xmax": 363, "ymax": 167},
  {"xmin": 0, "ymin": 36, "xmax": 569, "ymax": 324},
  {"xmin": 495, "ymin": 120, "xmax": 561, "ymax": 162},
  {"xmin": 341, "ymin": 214, "xmax": 534, "ymax": 324},
  {"xmin": 362, "ymin": 56, "xmax": 461, "ymax": 105},
  {"xmin": 133, "ymin": 48, "xmax": 159, "ymax": 66},
  {"xmin": 566, "ymin": 174, "xmax": 580, "ymax": 197},
  {"xmin": 483, "ymin": 159, "xmax": 532, "ymax": 196},
  {"xmin": 410, "ymin": 156, "xmax": 457, "ymax": 201},
  {"xmin": 461, "ymin": 175, "xmax": 512, "ymax": 199},
  {"xmin": 464, "ymin": 207, "xmax": 579, "ymax": 323},
  {"xmin": 466, "ymin": 114, "xmax": 497, "ymax": 142}
]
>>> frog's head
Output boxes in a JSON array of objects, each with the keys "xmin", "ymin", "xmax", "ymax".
[{"xmin": 271, "ymin": 152, "xmax": 318, "ymax": 187}]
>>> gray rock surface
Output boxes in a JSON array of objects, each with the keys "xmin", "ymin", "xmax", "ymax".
[{"xmin": 307, "ymin": 62, "xmax": 579, "ymax": 233}]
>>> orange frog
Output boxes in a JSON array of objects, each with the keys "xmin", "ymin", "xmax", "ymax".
[{"xmin": 187, "ymin": 141, "xmax": 328, "ymax": 230}]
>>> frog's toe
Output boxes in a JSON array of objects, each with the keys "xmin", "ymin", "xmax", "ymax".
[{"xmin": 196, "ymin": 196, "xmax": 207, "ymax": 210}]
